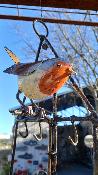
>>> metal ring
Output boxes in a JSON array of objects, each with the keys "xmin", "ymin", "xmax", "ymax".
[{"xmin": 33, "ymin": 20, "xmax": 48, "ymax": 37}]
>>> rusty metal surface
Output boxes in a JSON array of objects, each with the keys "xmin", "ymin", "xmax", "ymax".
[
  {"xmin": 0, "ymin": 15, "xmax": 98, "ymax": 26},
  {"xmin": 1, "ymin": 0, "xmax": 98, "ymax": 10}
]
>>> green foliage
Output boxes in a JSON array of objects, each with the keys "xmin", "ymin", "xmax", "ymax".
[{"xmin": 0, "ymin": 163, "xmax": 10, "ymax": 175}]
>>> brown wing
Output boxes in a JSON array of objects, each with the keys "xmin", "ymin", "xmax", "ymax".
[{"xmin": 3, "ymin": 62, "xmax": 42, "ymax": 76}]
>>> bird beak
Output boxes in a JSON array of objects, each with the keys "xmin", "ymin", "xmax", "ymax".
[
  {"xmin": 69, "ymin": 65, "xmax": 77, "ymax": 75},
  {"xmin": 72, "ymin": 69, "xmax": 77, "ymax": 75}
]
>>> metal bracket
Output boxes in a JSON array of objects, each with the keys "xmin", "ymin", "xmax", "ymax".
[
  {"xmin": 33, "ymin": 122, "xmax": 43, "ymax": 141},
  {"xmin": 19, "ymin": 121, "xmax": 28, "ymax": 138},
  {"xmin": 33, "ymin": 20, "xmax": 59, "ymax": 62},
  {"xmin": 68, "ymin": 120, "xmax": 78, "ymax": 146}
]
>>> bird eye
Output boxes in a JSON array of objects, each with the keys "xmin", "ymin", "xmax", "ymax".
[{"xmin": 57, "ymin": 63, "xmax": 62, "ymax": 67}]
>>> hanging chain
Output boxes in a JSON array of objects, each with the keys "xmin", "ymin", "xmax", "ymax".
[
  {"xmin": 17, "ymin": 5, "xmax": 19, "ymax": 16},
  {"xmin": 16, "ymin": 0, "xmax": 19, "ymax": 16},
  {"xmin": 40, "ymin": 0, "xmax": 43, "ymax": 19}
]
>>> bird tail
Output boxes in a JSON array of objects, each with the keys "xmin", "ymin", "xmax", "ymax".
[{"xmin": 4, "ymin": 46, "xmax": 20, "ymax": 64}]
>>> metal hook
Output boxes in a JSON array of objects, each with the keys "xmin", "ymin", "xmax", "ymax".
[
  {"xmin": 35, "ymin": 34, "xmax": 59, "ymax": 62},
  {"xmin": 19, "ymin": 122, "xmax": 29, "ymax": 138},
  {"xmin": 33, "ymin": 122, "xmax": 42, "ymax": 141},
  {"xmin": 30, "ymin": 99, "xmax": 47, "ymax": 120},
  {"xmin": 68, "ymin": 121, "xmax": 78, "ymax": 146},
  {"xmin": 33, "ymin": 20, "xmax": 49, "ymax": 38},
  {"xmin": 16, "ymin": 90, "xmax": 29, "ymax": 112},
  {"xmin": 33, "ymin": 20, "xmax": 59, "ymax": 62}
]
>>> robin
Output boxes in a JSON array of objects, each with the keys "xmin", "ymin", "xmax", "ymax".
[{"xmin": 4, "ymin": 47, "xmax": 73, "ymax": 100}]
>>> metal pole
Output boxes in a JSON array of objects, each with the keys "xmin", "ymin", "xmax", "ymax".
[
  {"xmin": 93, "ymin": 90, "xmax": 98, "ymax": 175},
  {"xmin": 48, "ymin": 122, "xmax": 52, "ymax": 175},
  {"xmin": 48, "ymin": 93, "xmax": 58, "ymax": 175},
  {"xmin": 0, "ymin": 15, "xmax": 98, "ymax": 27},
  {"xmin": 93, "ymin": 122, "xmax": 98, "ymax": 175},
  {"xmin": 52, "ymin": 93, "xmax": 57, "ymax": 175},
  {"xmin": 10, "ymin": 121, "xmax": 18, "ymax": 175}
]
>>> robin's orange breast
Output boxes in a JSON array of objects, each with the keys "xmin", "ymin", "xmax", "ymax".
[{"xmin": 39, "ymin": 61, "xmax": 73, "ymax": 95}]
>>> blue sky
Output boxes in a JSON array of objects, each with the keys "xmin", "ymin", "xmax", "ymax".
[
  {"xmin": 0, "ymin": 20, "xmax": 49, "ymax": 135},
  {"xmin": 0, "ymin": 20, "xmax": 36, "ymax": 135},
  {"xmin": 0, "ymin": 14, "xmax": 89, "ymax": 136},
  {"xmin": 0, "ymin": 20, "xmax": 20, "ymax": 134}
]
